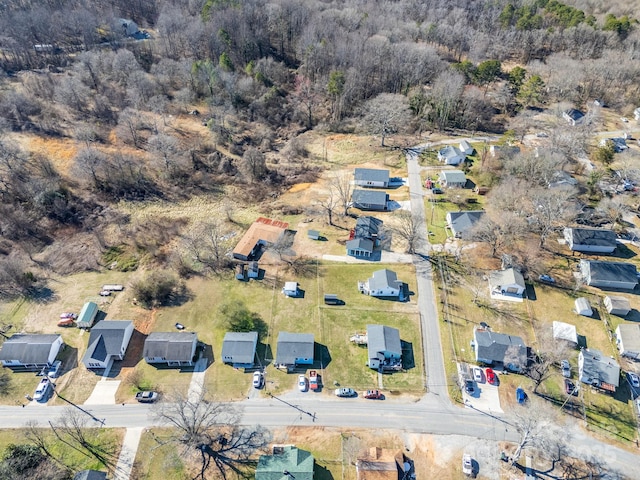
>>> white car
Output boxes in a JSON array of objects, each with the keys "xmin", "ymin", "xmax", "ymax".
[
  {"xmin": 33, "ymin": 378, "xmax": 52, "ymax": 402},
  {"xmin": 298, "ymin": 375, "xmax": 308, "ymax": 392},
  {"xmin": 628, "ymin": 372, "xmax": 640, "ymax": 389},
  {"xmin": 473, "ymin": 367, "xmax": 483, "ymax": 383},
  {"xmin": 47, "ymin": 360, "xmax": 62, "ymax": 379},
  {"xmin": 462, "ymin": 453, "xmax": 473, "ymax": 475},
  {"xmin": 252, "ymin": 371, "xmax": 264, "ymax": 389}
]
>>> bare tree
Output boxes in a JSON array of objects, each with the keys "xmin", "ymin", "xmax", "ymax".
[
  {"xmin": 239, "ymin": 148, "xmax": 267, "ymax": 183},
  {"xmin": 316, "ymin": 189, "xmax": 339, "ymax": 226},
  {"xmin": 527, "ymin": 327, "xmax": 570, "ymax": 393},
  {"xmin": 470, "ymin": 212, "xmax": 526, "ymax": 257},
  {"xmin": 509, "ymin": 404, "xmax": 557, "ymax": 466},
  {"xmin": 597, "ymin": 197, "xmax": 629, "ymax": 229},
  {"xmin": 362, "ymin": 93, "xmax": 412, "ymax": 147},
  {"xmin": 527, "ymin": 186, "xmax": 578, "ymax": 247},
  {"xmin": 391, "ymin": 210, "xmax": 420, "ymax": 254},
  {"xmin": 330, "ymin": 172, "xmax": 354, "ymax": 217},
  {"xmin": 185, "ymin": 220, "xmax": 234, "ymax": 272}
]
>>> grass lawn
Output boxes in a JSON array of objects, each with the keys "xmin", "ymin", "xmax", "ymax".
[
  {"xmin": 133, "ymin": 428, "xmax": 187, "ymax": 480},
  {"xmin": 423, "ymin": 192, "xmax": 486, "ymax": 245}
]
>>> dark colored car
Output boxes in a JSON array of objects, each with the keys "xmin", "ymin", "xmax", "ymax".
[
  {"xmin": 485, "ymin": 368, "xmax": 496, "ymax": 384},
  {"xmin": 564, "ymin": 379, "xmax": 578, "ymax": 396},
  {"xmin": 516, "ymin": 387, "xmax": 526, "ymax": 404},
  {"xmin": 431, "ymin": 188, "xmax": 444, "ymax": 194},
  {"xmin": 464, "ymin": 380, "xmax": 475, "ymax": 394},
  {"xmin": 363, "ymin": 390, "xmax": 383, "ymax": 399}
]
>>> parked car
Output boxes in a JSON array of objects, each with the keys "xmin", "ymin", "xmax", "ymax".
[
  {"xmin": 33, "ymin": 378, "xmax": 52, "ymax": 402},
  {"xmin": 627, "ymin": 372, "xmax": 640, "ymax": 389},
  {"xmin": 464, "ymin": 380, "xmax": 475, "ymax": 394},
  {"xmin": 539, "ymin": 274, "xmax": 556, "ymax": 284},
  {"xmin": 298, "ymin": 375, "xmax": 308, "ymax": 392},
  {"xmin": 99, "ymin": 290, "xmax": 111, "ymax": 296},
  {"xmin": 57, "ymin": 318, "xmax": 75, "ymax": 327},
  {"xmin": 462, "ymin": 454, "xmax": 473, "ymax": 476},
  {"xmin": 363, "ymin": 390, "xmax": 383, "ymax": 399},
  {"xmin": 485, "ymin": 368, "xmax": 496, "ymax": 384},
  {"xmin": 564, "ymin": 379, "xmax": 578, "ymax": 396},
  {"xmin": 561, "ymin": 360, "xmax": 571, "ymax": 378},
  {"xmin": 431, "ymin": 187, "xmax": 443, "ymax": 194},
  {"xmin": 473, "ymin": 367, "xmax": 483, "ymax": 383},
  {"xmin": 59, "ymin": 312, "xmax": 77, "ymax": 319},
  {"xmin": 516, "ymin": 387, "xmax": 526, "ymax": 404},
  {"xmin": 335, "ymin": 388, "xmax": 357, "ymax": 397},
  {"xmin": 252, "ymin": 371, "xmax": 264, "ymax": 389},
  {"xmin": 47, "ymin": 360, "xmax": 62, "ymax": 379},
  {"xmin": 135, "ymin": 391, "xmax": 159, "ymax": 403}
]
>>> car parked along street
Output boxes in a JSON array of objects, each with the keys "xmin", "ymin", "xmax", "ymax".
[{"xmin": 335, "ymin": 387, "xmax": 356, "ymax": 397}]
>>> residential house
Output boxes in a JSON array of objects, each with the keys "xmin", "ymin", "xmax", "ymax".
[
  {"xmin": 352, "ymin": 190, "xmax": 389, "ymax": 211},
  {"xmin": 578, "ymin": 348, "xmax": 620, "ymax": 392},
  {"xmin": 248, "ymin": 261, "xmax": 260, "ymax": 279},
  {"xmin": 548, "ymin": 171, "xmax": 578, "ymax": 189},
  {"xmin": 616, "ymin": 324, "xmax": 640, "ymax": 360},
  {"xmin": 488, "ymin": 268, "xmax": 526, "ymax": 300},
  {"xmin": 459, "ymin": 140, "xmax": 474, "ymax": 155},
  {"xmin": 563, "ymin": 108, "xmax": 585, "ymax": 126},
  {"xmin": 604, "ymin": 295, "xmax": 631, "ymax": 316},
  {"xmin": 0, "ymin": 334, "xmax": 63, "ymax": 370},
  {"xmin": 490, "ymin": 145, "xmax": 520, "ymax": 158},
  {"xmin": 580, "ymin": 260, "xmax": 638, "ymax": 290},
  {"xmin": 143, "ymin": 332, "xmax": 198, "ymax": 367},
  {"xmin": 439, "ymin": 170, "xmax": 467, "ymax": 188},
  {"xmin": 346, "ymin": 237, "xmax": 375, "ymax": 258},
  {"xmin": 552, "ymin": 321, "xmax": 578, "ymax": 346},
  {"xmin": 82, "ymin": 321, "xmax": 134, "ymax": 370},
  {"xmin": 473, "ymin": 328, "xmax": 527, "ymax": 372},
  {"xmin": 564, "ymin": 227, "xmax": 617, "ymax": 253},
  {"xmin": 599, "ymin": 137, "xmax": 628, "ymax": 152},
  {"xmin": 358, "ymin": 269, "xmax": 404, "ymax": 299},
  {"xmin": 347, "ymin": 216, "xmax": 383, "ymax": 257},
  {"xmin": 446, "ymin": 210, "xmax": 484, "ymax": 239},
  {"xmin": 354, "ymin": 168, "xmax": 390, "ymax": 188},
  {"xmin": 232, "ymin": 217, "xmax": 289, "ymax": 261},
  {"xmin": 221, "ymin": 331, "xmax": 258, "ymax": 368},
  {"xmin": 74, "ymin": 470, "xmax": 107, "ymax": 480},
  {"xmin": 366, "ymin": 325, "xmax": 402, "ymax": 371},
  {"xmin": 437, "ymin": 145, "xmax": 465, "ymax": 165},
  {"xmin": 275, "ymin": 332, "xmax": 314, "ymax": 369},
  {"xmin": 76, "ymin": 301, "xmax": 99, "ymax": 329},
  {"xmin": 356, "ymin": 447, "xmax": 406, "ymax": 480},
  {"xmin": 256, "ymin": 446, "xmax": 314, "ymax": 480}
]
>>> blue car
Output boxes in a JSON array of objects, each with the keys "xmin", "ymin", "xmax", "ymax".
[{"xmin": 516, "ymin": 387, "xmax": 526, "ymax": 404}]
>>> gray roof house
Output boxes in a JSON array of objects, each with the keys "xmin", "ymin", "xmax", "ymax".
[
  {"xmin": 580, "ymin": 260, "xmax": 638, "ymax": 290},
  {"xmin": 256, "ymin": 446, "xmax": 315, "ymax": 480},
  {"xmin": 459, "ymin": 140, "xmax": 474, "ymax": 155},
  {"xmin": 578, "ymin": 348, "xmax": 620, "ymax": 392},
  {"xmin": 473, "ymin": 328, "xmax": 527, "ymax": 372},
  {"xmin": 488, "ymin": 268, "xmax": 526, "ymax": 300},
  {"xmin": 439, "ymin": 170, "xmax": 467, "ymax": 188},
  {"xmin": 346, "ymin": 237, "xmax": 375, "ymax": 257},
  {"xmin": 0, "ymin": 334, "xmax": 63, "ymax": 370},
  {"xmin": 564, "ymin": 227, "xmax": 617, "ymax": 253},
  {"xmin": 347, "ymin": 216, "xmax": 383, "ymax": 258},
  {"xmin": 74, "ymin": 470, "xmax": 107, "ymax": 480},
  {"xmin": 358, "ymin": 269, "xmax": 404, "ymax": 299},
  {"xmin": 437, "ymin": 145, "xmax": 465, "ymax": 165},
  {"xmin": 446, "ymin": 211, "xmax": 484, "ymax": 239},
  {"xmin": 604, "ymin": 295, "xmax": 631, "ymax": 316},
  {"xmin": 563, "ymin": 108, "xmax": 585, "ymax": 126},
  {"xmin": 143, "ymin": 332, "xmax": 198, "ymax": 366},
  {"xmin": 82, "ymin": 320, "xmax": 134, "ymax": 370},
  {"xmin": 354, "ymin": 168, "xmax": 390, "ymax": 188},
  {"xmin": 366, "ymin": 324, "xmax": 402, "ymax": 371},
  {"xmin": 221, "ymin": 331, "xmax": 258, "ymax": 368},
  {"xmin": 352, "ymin": 190, "xmax": 389, "ymax": 211},
  {"xmin": 275, "ymin": 332, "xmax": 314, "ymax": 368},
  {"xmin": 616, "ymin": 324, "xmax": 640, "ymax": 361}
]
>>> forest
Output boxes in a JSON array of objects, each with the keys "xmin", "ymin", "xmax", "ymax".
[{"xmin": 0, "ymin": 0, "xmax": 639, "ymax": 297}]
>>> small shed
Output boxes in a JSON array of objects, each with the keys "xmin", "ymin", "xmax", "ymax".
[
  {"xmin": 552, "ymin": 321, "xmax": 578, "ymax": 346},
  {"xmin": 605, "ymin": 295, "xmax": 631, "ymax": 316},
  {"xmin": 308, "ymin": 230, "xmax": 320, "ymax": 240},
  {"xmin": 102, "ymin": 284, "xmax": 124, "ymax": 292},
  {"xmin": 76, "ymin": 301, "xmax": 99, "ymax": 329},
  {"xmin": 282, "ymin": 282, "xmax": 299, "ymax": 297},
  {"xmin": 574, "ymin": 298, "xmax": 593, "ymax": 317},
  {"xmin": 235, "ymin": 264, "xmax": 246, "ymax": 281},
  {"xmin": 247, "ymin": 261, "xmax": 260, "ymax": 279}
]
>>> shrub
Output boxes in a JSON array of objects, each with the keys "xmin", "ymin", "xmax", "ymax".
[{"xmin": 131, "ymin": 271, "xmax": 186, "ymax": 309}]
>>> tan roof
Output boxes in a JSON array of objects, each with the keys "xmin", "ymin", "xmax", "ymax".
[
  {"xmin": 356, "ymin": 448, "xmax": 402, "ymax": 480},
  {"xmin": 233, "ymin": 218, "xmax": 288, "ymax": 258}
]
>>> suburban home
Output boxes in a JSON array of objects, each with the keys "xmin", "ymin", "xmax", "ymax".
[
  {"xmin": 548, "ymin": 171, "xmax": 578, "ymax": 189},
  {"xmin": 578, "ymin": 348, "xmax": 620, "ymax": 392},
  {"xmin": 351, "ymin": 190, "xmax": 389, "ymax": 211},
  {"xmin": 358, "ymin": 269, "xmax": 404, "ymax": 299},
  {"xmin": 437, "ymin": 145, "xmax": 465, "ymax": 165},
  {"xmin": 604, "ymin": 295, "xmax": 631, "ymax": 316},
  {"xmin": 366, "ymin": 324, "xmax": 402, "ymax": 371},
  {"xmin": 439, "ymin": 170, "xmax": 467, "ymax": 188},
  {"xmin": 275, "ymin": 332, "xmax": 314, "ymax": 369},
  {"xmin": 0, "ymin": 334, "xmax": 63, "ymax": 370},
  {"xmin": 459, "ymin": 140, "xmax": 474, "ymax": 155},
  {"xmin": 221, "ymin": 331, "xmax": 258, "ymax": 368},
  {"xmin": 599, "ymin": 137, "xmax": 628, "ymax": 152},
  {"xmin": 488, "ymin": 268, "xmax": 526, "ymax": 300},
  {"xmin": 256, "ymin": 446, "xmax": 314, "ymax": 480},
  {"xmin": 552, "ymin": 321, "xmax": 578, "ymax": 346},
  {"xmin": 490, "ymin": 145, "xmax": 520, "ymax": 158},
  {"xmin": 580, "ymin": 260, "xmax": 638, "ymax": 290},
  {"xmin": 354, "ymin": 168, "xmax": 390, "ymax": 188},
  {"xmin": 82, "ymin": 320, "xmax": 134, "ymax": 370},
  {"xmin": 563, "ymin": 108, "xmax": 585, "ymax": 126},
  {"xmin": 74, "ymin": 470, "xmax": 107, "ymax": 480},
  {"xmin": 446, "ymin": 210, "xmax": 485, "ymax": 239},
  {"xmin": 473, "ymin": 328, "xmax": 527, "ymax": 372},
  {"xmin": 574, "ymin": 297, "xmax": 593, "ymax": 317},
  {"xmin": 143, "ymin": 332, "xmax": 198, "ymax": 367},
  {"xmin": 564, "ymin": 227, "xmax": 617, "ymax": 253},
  {"xmin": 616, "ymin": 324, "xmax": 640, "ymax": 360},
  {"xmin": 232, "ymin": 217, "xmax": 289, "ymax": 261},
  {"xmin": 76, "ymin": 301, "xmax": 99, "ymax": 329},
  {"xmin": 346, "ymin": 237, "xmax": 375, "ymax": 257},
  {"xmin": 347, "ymin": 216, "xmax": 383, "ymax": 257},
  {"xmin": 356, "ymin": 447, "xmax": 407, "ymax": 480}
]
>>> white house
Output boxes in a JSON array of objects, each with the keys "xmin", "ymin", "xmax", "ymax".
[
  {"xmin": 616, "ymin": 324, "xmax": 640, "ymax": 360},
  {"xmin": 473, "ymin": 328, "xmax": 527, "ymax": 372},
  {"xmin": 439, "ymin": 170, "xmax": 467, "ymax": 188},
  {"xmin": 366, "ymin": 324, "xmax": 402, "ymax": 371},
  {"xmin": 82, "ymin": 321, "xmax": 134, "ymax": 370},
  {"xmin": 358, "ymin": 269, "xmax": 404, "ymax": 299},
  {"xmin": 578, "ymin": 348, "xmax": 620, "ymax": 392},
  {"xmin": 0, "ymin": 334, "xmax": 63, "ymax": 370},
  {"xmin": 459, "ymin": 140, "xmax": 474, "ymax": 155},
  {"xmin": 143, "ymin": 332, "xmax": 198, "ymax": 367},
  {"xmin": 580, "ymin": 260, "xmax": 637, "ymax": 290},
  {"xmin": 282, "ymin": 281, "xmax": 300, "ymax": 297},
  {"xmin": 564, "ymin": 228, "xmax": 616, "ymax": 253},
  {"xmin": 437, "ymin": 146, "xmax": 465, "ymax": 165},
  {"xmin": 446, "ymin": 210, "xmax": 485, "ymax": 239},
  {"xmin": 488, "ymin": 268, "xmax": 526, "ymax": 301},
  {"xmin": 604, "ymin": 295, "xmax": 631, "ymax": 316},
  {"xmin": 221, "ymin": 331, "xmax": 258, "ymax": 368},
  {"xmin": 354, "ymin": 168, "xmax": 390, "ymax": 188}
]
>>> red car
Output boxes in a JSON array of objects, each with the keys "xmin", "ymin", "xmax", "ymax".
[
  {"xmin": 485, "ymin": 368, "xmax": 496, "ymax": 384},
  {"xmin": 363, "ymin": 390, "xmax": 383, "ymax": 400}
]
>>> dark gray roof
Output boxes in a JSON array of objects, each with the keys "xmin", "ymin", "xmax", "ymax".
[
  {"xmin": 564, "ymin": 108, "xmax": 585, "ymax": 121},
  {"xmin": 367, "ymin": 325, "xmax": 401, "ymax": 358},
  {"xmin": 439, "ymin": 145, "xmax": 463, "ymax": 159},
  {"xmin": 143, "ymin": 332, "xmax": 197, "ymax": 361},
  {"xmin": 580, "ymin": 348, "xmax": 619, "ymax": 387},
  {"xmin": 83, "ymin": 321, "xmax": 133, "ymax": 363},
  {"xmin": 354, "ymin": 168, "xmax": 390, "ymax": 184},
  {"xmin": 475, "ymin": 329, "xmax": 527, "ymax": 367},
  {"xmin": 440, "ymin": 170, "xmax": 467, "ymax": 184},
  {"xmin": 221, "ymin": 331, "xmax": 258, "ymax": 364},
  {"xmin": 73, "ymin": 470, "xmax": 107, "ymax": 480},
  {"xmin": 447, "ymin": 211, "xmax": 485, "ymax": 237},
  {"xmin": 368, "ymin": 269, "xmax": 401, "ymax": 291},
  {"xmin": 346, "ymin": 237, "xmax": 374, "ymax": 252},
  {"xmin": 583, "ymin": 260, "xmax": 637, "ymax": 284},
  {"xmin": 0, "ymin": 334, "xmax": 61, "ymax": 364},
  {"xmin": 276, "ymin": 332, "xmax": 314, "ymax": 365},
  {"xmin": 352, "ymin": 190, "xmax": 388, "ymax": 207},
  {"xmin": 566, "ymin": 228, "xmax": 616, "ymax": 247},
  {"xmin": 355, "ymin": 216, "xmax": 383, "ymax": 239}
]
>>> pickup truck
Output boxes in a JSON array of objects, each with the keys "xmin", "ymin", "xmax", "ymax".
[{"xmin": 309, "ymin": 370, "xmax": 321, "ymax": 391}]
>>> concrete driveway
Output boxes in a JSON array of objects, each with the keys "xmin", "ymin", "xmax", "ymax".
[{"xmin": 84, "ymin": 378, "xmax": 121, "ymax": 405}]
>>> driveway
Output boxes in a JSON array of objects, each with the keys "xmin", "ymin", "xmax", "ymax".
[{"xmin": 84, "ymin": 378, "xmax": 121, "ymax": 405}]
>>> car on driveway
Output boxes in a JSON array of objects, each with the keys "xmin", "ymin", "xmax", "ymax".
[
  {"xmin": 516, "ymin": 387, "xmax": 526, "ymax": 404},
  {"xmin": 473, "ymin": 367, "xmax": 483, "ymax": 383},
  {"xmin": 136, "ymin": 391, "xmax": 159, "ymax": 403},
  {"xmin": 252, "ymin": 371, "xmax": 264, "ymax": 389},
  {"xmin": 47, "ymin": 360, "xmax": 62, "ymax": 379},
  {"xmin": 462, "ymin": 453, "xmax": 473, "ymax": 475},
  {"xmin": 363, "ymin": 390, "xmax": 383, "ymax": 399},
  {"xmin": 628, "ymin": 372, "xmax": 640, "ymax": 389},
  {"xmin": 485, "ymin": 368, "xmax": 496, "ymax": 384},
  {"xmin": 564, "ymin": 379, "xmax": 578, "ymax": 396},
  {"xmin": 431, "ymin": 187, "xmax": 443, "ymax": 194},
  {"xmin": 464, "ymin": 380, "xmax": 475, "ymax": 394},
  {"xmin": 539, "ymin": 274, "xmax": 555, "ymax": 284},
  {"xmin": 34, "ymin": 378, "xmax": 52, "ymax": 402},
  {"xmin": 335, "ymin": 388, "xmax": 356, "ymax": 397},
  {"xmin": 561, "ymin": 360, "xmax": 571, "ymax": 378},
  {"xmin": 298, "ymin": 375, "xmax": 308, "ymax": 392}
]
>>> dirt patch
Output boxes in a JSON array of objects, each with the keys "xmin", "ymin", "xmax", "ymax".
[{"xmin": 288, "ymin": 183, "xmax": 312, "ymax": 193}]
